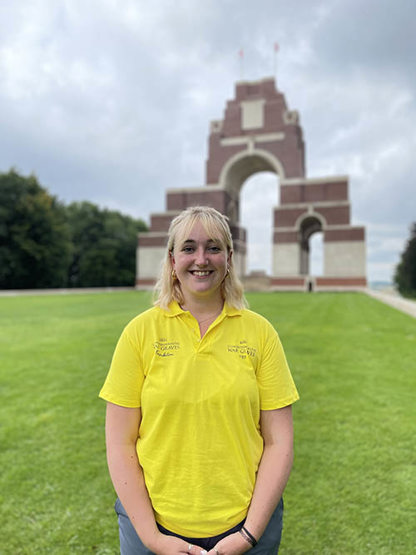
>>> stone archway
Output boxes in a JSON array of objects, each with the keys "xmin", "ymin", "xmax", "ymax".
[
  {"xmin": 218, "ymin": 148, "xmax": 285, "ymax": 198},
  {"xmin": 299, "ymin": 215, "xmax": 324, "ymax": 276},
  {"xmin": 240, "ymin": 170, "xmax": 279, "ymax": 276},
  {"xmin": 218, "ymin": 149, "xmax": 282, "ymax": 275},
  {"xmin": 136, "ymin": 77, "xmax": 367, "ymax": 291}
]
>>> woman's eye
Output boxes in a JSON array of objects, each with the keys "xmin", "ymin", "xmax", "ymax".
[
  {"xmin": 208, "ymin": 246, "xmax": 221, "ymax": 253},
  {"xmin": 182, "ymin": 246, "xmax": 194, "ymax": 253}
]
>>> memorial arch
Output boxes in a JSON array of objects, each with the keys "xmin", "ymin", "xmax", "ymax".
[
  {"xmin": 240, "ymin": 169, "xmax": 279, "ymax": 276},
  {"xmin": 136, "ymin": 77, "xmax": 366, "ymax": 290}
]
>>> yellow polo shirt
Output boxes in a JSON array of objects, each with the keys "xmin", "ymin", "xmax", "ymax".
[{"xmin": 99, "ymin": 301, "xmax": 299, "ymax": 536}]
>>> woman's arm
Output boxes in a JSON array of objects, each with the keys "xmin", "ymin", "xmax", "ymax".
[
  {"xmin": 208, "ymin": 405, "xmax": 294, "ymax": 555},
  {"xmin": 105, "ymin": 402, "xmax": 195, "ymax": 555},
  {"xmin": 244, "ymin": 405, "xmax": 294, "ymax": 537}
]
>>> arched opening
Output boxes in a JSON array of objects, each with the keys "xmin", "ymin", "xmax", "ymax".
[
  {"xmin": 219, "ymin": 148, "xmax": 285, "ymax": 196},
  {"xmin": 299, "ymin": 216, "xmax": 323, "ymax": 276},
  {"xmin": 240, "ymin": 171, "xmax": 279, "ymax": 276},
  {"xmin": 310, "ymin": 232, "xmax": 324, "ymax": 276}
]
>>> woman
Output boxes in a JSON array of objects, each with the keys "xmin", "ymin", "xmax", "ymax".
[{"xmin": 99, "ymin": 206, "xmax": 299, "ymax": 555}]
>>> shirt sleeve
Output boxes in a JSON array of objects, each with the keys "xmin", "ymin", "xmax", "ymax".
[
  {"xmin": 256, "ymin": 319, "xmax": 299, "ymax": 410},
  {"xmin": 99, "ymin": 322, "xmax": 144, "ymax": 408}
]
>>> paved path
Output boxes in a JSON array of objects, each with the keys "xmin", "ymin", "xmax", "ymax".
[{"xmin": 365, "ymin": 289, "xmax": 416, "ymax": 319}]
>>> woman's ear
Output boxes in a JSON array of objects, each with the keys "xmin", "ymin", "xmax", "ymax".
[
  {"xmin": 169, "ymin": 250, "xmax": 176, "ymax": 269},
  {"xmin": 227, "ymin": 250, "xmax": 233, "ymax": 266}
]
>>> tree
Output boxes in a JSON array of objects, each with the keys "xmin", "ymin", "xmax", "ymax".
[
  {"xmin": 0, "ymin": 170, "xmax": 148, "ymax": 289},
  {"xmin": 394, "ymin": 223, "xmax": 416, "ymax": 298},
  {"xmin": 0, "ymin": 169, "xmax": 72, "ymax": 289},
  {"xmin": 66, "ymin": 202, "xmax": 147, "ymax": 287}
]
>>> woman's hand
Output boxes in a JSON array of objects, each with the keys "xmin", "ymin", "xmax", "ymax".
[
  {"xmin": 151, "ymin": 532, "xmax": 208, "ymax": 555},
  {"xmin": 207, "ymin": 531, "xmax": 252, "ymax": 555},
  {"xmin": 151, "ymin": 532, "xmax": 250, "ymax": 555}
]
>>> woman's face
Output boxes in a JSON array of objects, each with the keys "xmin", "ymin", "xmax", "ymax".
[{"xmin": 171, "ymin": 220, "xmax": 231, "ymax": 304}]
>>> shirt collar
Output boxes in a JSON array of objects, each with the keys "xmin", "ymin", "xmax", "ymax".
[
  {"xmin": 223, "ymin": 303, "xmax": 243, "ymax": 317},
  {"xmin": 165, "ymin": 301, "xmax": 183, "ymax": 317},
  {"xmin": 164, "ymin": 300, "xmax": 242, "ymax": 318}
]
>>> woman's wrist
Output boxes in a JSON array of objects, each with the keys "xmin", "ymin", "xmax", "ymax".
[
  {"xmin": 141, "ymin": 527, "xmax": 165, "ymax": 552},
  {"xmin": 239, "ymin": 526, "xmax": 258, "ymax": 547}
]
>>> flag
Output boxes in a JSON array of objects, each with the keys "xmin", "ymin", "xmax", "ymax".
[
  {"xmin": 274, "ymin": 42, "xmax": 279, "ymax": 52},
  {"xmin": 239, "ymin": 48, "xmax": 244, "ymax": 58}
]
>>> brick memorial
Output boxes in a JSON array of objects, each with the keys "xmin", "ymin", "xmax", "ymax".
[{"xmin": 136, "ymin": 77, "xmax": 366, "ymax": 291}]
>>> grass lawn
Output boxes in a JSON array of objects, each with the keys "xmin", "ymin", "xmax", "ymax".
[{"xmin": 0, "ymin": 291, "xmax": 415, "ymax": 554}]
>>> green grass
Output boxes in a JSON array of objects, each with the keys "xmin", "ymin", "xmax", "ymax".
[{"xmin": 1, "ymin": 291, "xmax": 415, "ymax": 554}]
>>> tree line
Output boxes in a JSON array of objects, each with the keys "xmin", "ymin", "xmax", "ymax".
[
  {"xmin": 0, "ymin": 169, "xmax": 147, "ymax": 289},
  {"xmin": 394, "ymin": 222, "xmax": 416, "ymax": 298}
]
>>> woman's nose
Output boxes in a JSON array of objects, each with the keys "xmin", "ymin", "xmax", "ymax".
[{"xmin": 195, "ymin": 247, "xmax": 208, "ymax": 265}]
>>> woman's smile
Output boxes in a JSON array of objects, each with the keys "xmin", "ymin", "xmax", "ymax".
[{"xmin": 189, "ymin": 270, "xmax": 213, "ymax": 277}]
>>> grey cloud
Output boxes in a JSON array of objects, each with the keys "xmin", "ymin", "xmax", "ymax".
[{"xmin": 312, "ymin": 0, "xmax": 416, "ymax": 86}]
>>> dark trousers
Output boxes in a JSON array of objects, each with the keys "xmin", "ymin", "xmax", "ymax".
[{"xmin": 115, "ymin": 498, "xmax": 284, "ymax": 554}]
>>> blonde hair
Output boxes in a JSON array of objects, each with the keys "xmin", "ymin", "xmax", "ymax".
[{"xmin": 153, "ymin": 206, "xmax": 247, "ymax": 310}]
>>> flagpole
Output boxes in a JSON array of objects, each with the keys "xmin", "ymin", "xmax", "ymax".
[
  {"xmin": 239, "ymin": 48, "xmax": 244, "ymax": 80},
  {"xmin": 273, "ymin": 42, "xmax": 279, "ymax": 85}
]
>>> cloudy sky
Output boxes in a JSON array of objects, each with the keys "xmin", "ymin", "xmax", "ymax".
[{"xmin": 1, "ymin": 0, "xmax": 415, "ymax": 283}]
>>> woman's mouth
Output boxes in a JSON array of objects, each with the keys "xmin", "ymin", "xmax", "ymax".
[{"xmin": 190, "ymin": 270, "xmax": 212, "ymax": 277}]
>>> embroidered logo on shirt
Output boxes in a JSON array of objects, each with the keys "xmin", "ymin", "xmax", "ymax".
[
  {"xmin": 227, "ymin": 340, "xmax": 257, "ymax": 359},
  {"xmin": 153, "ymin": 338, "xmax": 180, "ymax": 357}
]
